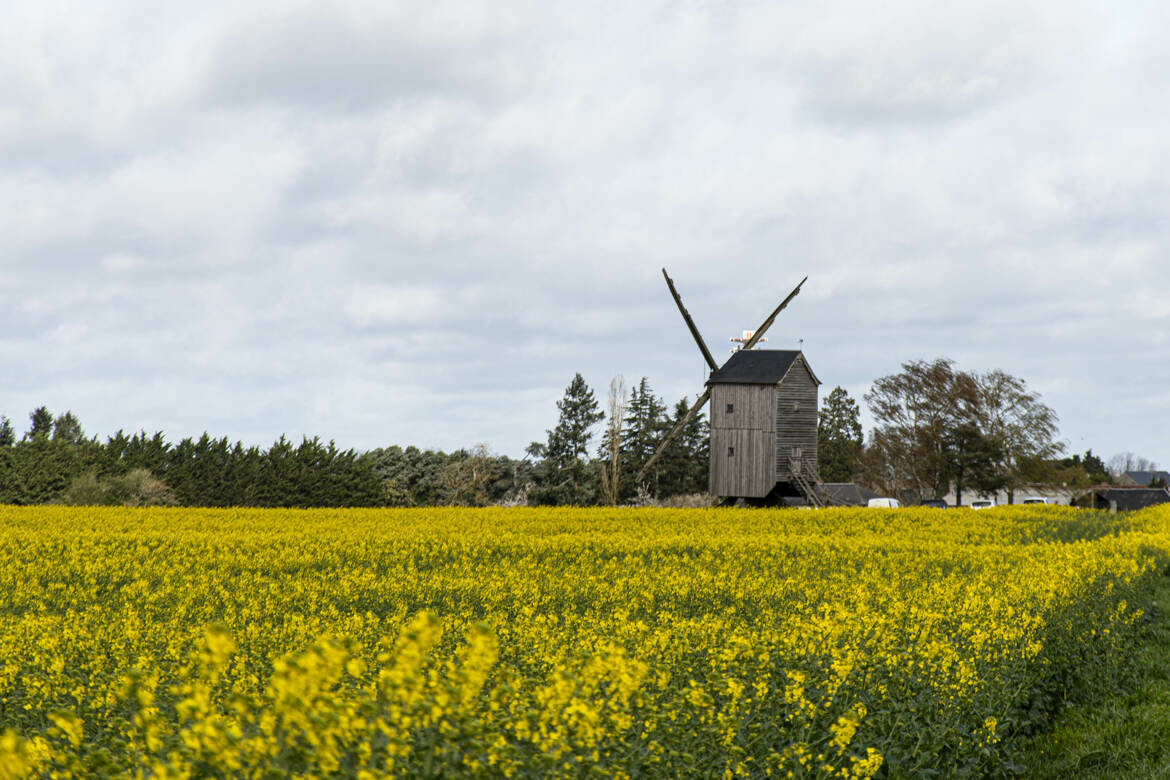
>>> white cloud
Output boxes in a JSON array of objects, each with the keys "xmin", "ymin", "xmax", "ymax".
[
  {"xmin": 343, "ymin": 284, "xmax": 443, "ymax": 326},
  {"xmin": 99, "ymin": 253, "xmax": 144, "ymax": 272},
  {"xmin": 1, "ymin": 0, "xmax": 1169, "ymax": 467}
]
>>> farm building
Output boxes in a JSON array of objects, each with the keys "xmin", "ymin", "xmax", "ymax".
[
  {"xmin": 1073, "ymin": 486, "xmax": 1170, "ymax": 512},
  {"xmin": 706, "ymin": 349, "xmax": 820, "ymax": 500},
  {"xmin": 817, "ymin": 482, "xmax": 882, "ymax": 507}
]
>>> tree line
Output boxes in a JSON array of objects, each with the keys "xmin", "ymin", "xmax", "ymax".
[
  {"xmin": 0, "ymin": 372, "xmax": 708, "ymax": 508},
  {"xmin": 522, "ymin": 374, "xmax": 708, "ymax": 506},
  {"xmin": 2, "ymin": 359, "xmax": 1148, "ymax": 508},
  {"xmin": 0, "ymin": 409, "xmax": 384, "ymax": 507}
]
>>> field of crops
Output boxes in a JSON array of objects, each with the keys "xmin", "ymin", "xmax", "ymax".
[{"xmin": 1, "ymin": 504, "xmax": 1169, "ymax": 779}]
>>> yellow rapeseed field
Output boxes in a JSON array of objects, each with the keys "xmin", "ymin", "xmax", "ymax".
[{"xmin": 1, "ymin": 504, "xmax": 1168, "ymax": 778}]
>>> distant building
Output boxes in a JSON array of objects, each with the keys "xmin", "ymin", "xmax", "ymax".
[
  {"xmin": 1118, "ymin": 470, "xmax": 1170, "ymax": 487},
  {"xmin": 1072, "ymin": 486, "xmax": 1170, "ymax": 512},
  {"xmin": 941, "ymin": 485, "xmax": 1076, "ymax": 507}
]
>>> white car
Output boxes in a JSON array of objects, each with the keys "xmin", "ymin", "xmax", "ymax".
[
  {"xmin": 867, "ymin": 497, "xmax": 901, "ymax": 508},
  {"xmin": 970, "ymin": 499, "xmax": 996, "ymax": 510},
  {"xmin": 1021, "ymin": 497, "xmax": 1050, "ymax": 505}
]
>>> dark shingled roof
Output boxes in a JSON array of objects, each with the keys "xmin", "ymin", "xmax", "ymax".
[
  {"xmin": 707, "ymin": 349, "xmax": 818, "ymax": 385},
  {"xmin": 1088, "ymin": 487, "xmax": 1170, "ymax": 511},
  {"xmin": 817, "ymin": 482, "xmax": 881, "ymax": 507},
  {"xmin": 1121, "ymin": 470, "xmax": 1170, "ymax": 487}
]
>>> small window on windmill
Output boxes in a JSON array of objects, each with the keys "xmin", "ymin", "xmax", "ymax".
[
  {"xmin": 728, "ymin": 446, "xmax": 735, "ymax": 457},
  {"xmin": 793, "ymin": 401, "xmax": 800, "ymax": 412},
  {"xmin": 726, "ymin": 403, "xmax": 734, "ymax": 414}
]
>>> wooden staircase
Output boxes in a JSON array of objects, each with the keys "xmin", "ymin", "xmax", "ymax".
[{"xmin": 788, "ymin": 457, "xmax": 824, "ymax": 508}]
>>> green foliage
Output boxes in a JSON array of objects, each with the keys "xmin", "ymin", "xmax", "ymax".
[
  {"xmin": 51, "ymin": 412, "xmax": 85, "ymax": 446},
  {"xmin": 818, "ymin": 386, "xmax": 863, "ymax": 483},
  {"xmin": 26, "ymin": 406, "xmax": 54, "ymax": 442},
  {"xmin": 0, "ymin": 406, "xmax": 382, "ymax": 508},
  {"xmin": 529, "ymin": 374, "xmax": 603, "ymax": 506},
  {"xmin": 945, "ymin": 422, "xmax": 1007, "ymax": 504},
  {"xmin": 862, "ymin": 360, "xmax": 1063, "ymax": 502},
  {"xmin": 0, "ymin": 438, "xmax": 85, "ymax": 505},
  {"xmin": 364, "ymin": 445, "xmax": 533, "ymax": 507},
  {"xmin": 58, "ymin": 468, "xmax": 178, "ymax": 507},
  {"xmin": 0, "ymin": 416, "xmax": 14, "ymax": 447},
  {"xmin": 656, "ymin": 397, "xmax": 708, "ymax": 497},
  {"xmin": 1082, "ymin": 450, "xmax": 1110, "ymax": 484},
  {"xmin": 1017, "ymin": 574, "xmax": 1170, "ymax": 778},
  {"xmin": 619, "ymin": 377, "xmax": 668, "ymax": 496}
]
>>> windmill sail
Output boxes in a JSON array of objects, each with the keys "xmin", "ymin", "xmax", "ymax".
[{"xmin": 662, "ymin": 268, "xmax": 718, "ymax": 371}]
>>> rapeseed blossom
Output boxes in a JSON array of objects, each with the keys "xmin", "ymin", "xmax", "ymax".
[{"xmin": 0, "ymin": 504, "xmax": 1166, "ymax": 777}]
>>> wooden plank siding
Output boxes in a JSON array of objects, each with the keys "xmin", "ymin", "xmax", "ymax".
[
  {"xmin": 774, "ymin": 356, "xmax": 819, "ymax": 481},
  {"xmin": 709, "ymin": 385, "xmax": 776, "ymax": 498},
  {"xmin": 710, "ymin": 428, "xmax": 775, "ymax": 498},
  {"xmin": 709, "ymin": 384, "xmax": 776, "ymax": 431}
]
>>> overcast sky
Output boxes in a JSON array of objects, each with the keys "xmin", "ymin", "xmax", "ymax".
[{"xmin": 2, "ymin": 1, "xmax": 1167, "ymax": 467}]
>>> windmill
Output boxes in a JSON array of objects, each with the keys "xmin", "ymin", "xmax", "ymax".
[{"xmin": 637, "ymin": 269, "xmax": 823, "ymax": 505}]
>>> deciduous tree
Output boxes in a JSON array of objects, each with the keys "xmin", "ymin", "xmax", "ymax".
[
  {"xmin": 863, "ymin": 358, "xmax": 976, "ymax": 502},
  {"xmin": 972, "ymin": 369, "xmax": 1062, "ymax": 503}
]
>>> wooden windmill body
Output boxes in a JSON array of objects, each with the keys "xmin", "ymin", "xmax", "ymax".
[{"xmin": 639, "ymin": 270, "xmax": 823, "ymax": 505}]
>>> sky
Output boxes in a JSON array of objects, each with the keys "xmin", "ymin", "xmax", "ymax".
[{"xmin": 1, "ymin": 0, "xmax": 1168, "ymax": 466}]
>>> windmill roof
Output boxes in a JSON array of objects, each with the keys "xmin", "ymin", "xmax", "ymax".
[{"xmin": 706, "ymin": 349, "xmax": 818, "ymax": 385}]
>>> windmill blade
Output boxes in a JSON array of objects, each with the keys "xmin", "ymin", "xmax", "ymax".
[
  {"xmin": 740, "ymin": 276, "xmax": 808, "ymax": 351},
  {"xmin": 636, "ymin": 387, "xmax": 710, "ymax": 484},
  {"xmin": 663, "ymin": 268, "xmax": 718, "ymax": 372}
]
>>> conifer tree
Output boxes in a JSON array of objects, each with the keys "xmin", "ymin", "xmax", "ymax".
[
  {"xmin": 51, "ymin": 411, "xmax": 85, "ymax": 445},
  {"xmin": 658, "ymin": 397, "xmax": 709, "ymax": 497},
  {"xmin": 620, "ymin": 377, "xmax": 668, "ymax": 497},
  {"xmin": 818, "ymin": 387, "xmax": 863, "ymax": 482},
  {"xmin": 530, "ymin": 373, "xmax": 603, "ymax": 505},
  {"xmin": 27, "ymin": 406, "xmax": 53, "ymax": 441}
]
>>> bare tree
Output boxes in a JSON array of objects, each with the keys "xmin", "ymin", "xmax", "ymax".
[
  {"xmin": 598, "ymin": 376, "xmax": 627, "ymax": 506},
  {"xmin": 1107, "ymin": 452, "xmax": 1160, "ymax": 477},
  {"xmin": 439, "ymin": 443, "xmax": 495, "ymax": 506}
]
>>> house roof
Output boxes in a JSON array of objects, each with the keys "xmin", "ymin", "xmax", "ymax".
[
  {"xmin": 1121, "ymin": 470, "xmax": 1170, "ymax": 487},
  {"xmin": 706, "ymin": 349, "xmax": 820, "ymax": 386},
  {"xmin": 817, "ymin": 482, "xmax": 880, "ymax": 506}
]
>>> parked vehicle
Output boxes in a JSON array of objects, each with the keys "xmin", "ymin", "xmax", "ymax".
[
  {"xmin": 970, "ymin": 499, "xmax": 996, "ymax": 510},
  {"xmin": 867, "ymin": 497, "xmax": 902, "ymax": 508},
  {"xmin": 920, "ymin": 499, "xmax": 948, "ymax": 509},
  {"xmin": 1021, "ymin": 497, "xmax": 1050, "ymax": 505}
]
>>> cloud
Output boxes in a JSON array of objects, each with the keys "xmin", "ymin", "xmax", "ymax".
[
  {"xmin": 1, "ymin": 0, "xmax": 1168, "ymax": 469},
  {"xmin": 737, "ymin": 0, "xmax": 1089, "ymax": 125},
  {"xmin": 343, "ymin": 284, "xmax": 442, "ymax": 326}
]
